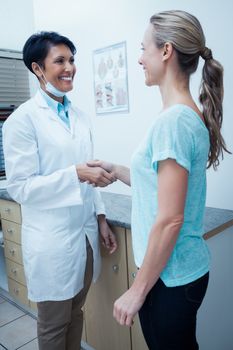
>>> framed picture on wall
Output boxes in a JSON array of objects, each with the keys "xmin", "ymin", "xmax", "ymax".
[{"xmin": 93, "ymin": 41, "xmax": 129, "ymax": 115}]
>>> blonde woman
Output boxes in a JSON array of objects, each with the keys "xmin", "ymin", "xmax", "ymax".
[{"xmin": 88, "ymin": 10, "xmax": 230, "ymax": 350}]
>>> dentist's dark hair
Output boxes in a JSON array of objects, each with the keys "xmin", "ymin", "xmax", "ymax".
[{"xmin": 23, "ymin": 31, "xmax": 76, "ymax": 74}]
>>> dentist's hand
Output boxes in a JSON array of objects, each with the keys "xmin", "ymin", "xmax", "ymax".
[
  {"xmin": 76, "ymin": 164, "xmax": 116, "ymax": 187},
  {"xmin": 98, "ymin": 215, "xmax": 117, "ymax": 254},
  {"xmin": 87, "ymin": 160, "xmax": 115, "ymax": 174}
]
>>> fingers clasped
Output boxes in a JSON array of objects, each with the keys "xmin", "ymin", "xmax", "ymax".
[
  {"xmin": 76, "ymin": 163, "xmax": 116, "ymax": 187},
  {"xmin": 86, "ymin": 160, "xmax": 116, "ymax": 187}
]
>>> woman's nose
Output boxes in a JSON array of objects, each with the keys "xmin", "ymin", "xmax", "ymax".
[{"xmin": 138, "ymin": 57, "xmax": 143, "ymax": 65}]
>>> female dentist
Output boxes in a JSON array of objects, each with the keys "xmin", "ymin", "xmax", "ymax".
[{"xmin": 3, "ymin": 31, "xmax": 117, "ymax": 350}]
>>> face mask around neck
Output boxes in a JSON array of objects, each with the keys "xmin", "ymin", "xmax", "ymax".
[
  {"xmin": 45, "ymin": 81, "xmax": 66, "ymax": 98},
  {"xmin": 37, "ymin": 65, "xmax": 66, "ymax": 98}
]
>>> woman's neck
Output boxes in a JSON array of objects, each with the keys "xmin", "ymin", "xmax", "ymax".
[
  {"xmin": 159, "ymin": 78, "xmax": 203, "ymax": 120},
  {"xmin": 159, "ymin": 73, "xmax": 194, "ymax": 110}
]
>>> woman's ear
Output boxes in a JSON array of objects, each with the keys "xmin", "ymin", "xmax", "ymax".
[
  {"xmin": 31, "ymin": 62, "xmax": 42, "ymax": 79},
  {"xmin": 162, "ymin": 42, "xmax": 173, "ymax": 61}
]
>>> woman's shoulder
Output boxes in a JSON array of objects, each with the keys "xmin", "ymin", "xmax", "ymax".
[{"xmin": 156, "ymin": 104, "xmax": 207, "ymax": 131}]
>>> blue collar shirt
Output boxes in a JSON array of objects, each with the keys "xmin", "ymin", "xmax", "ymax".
[{"xmin": 40, "ymin": 88, "xmax": 71, "ymax": 128}]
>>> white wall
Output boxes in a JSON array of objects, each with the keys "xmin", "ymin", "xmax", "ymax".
[
  {"xmin": 33, "ymin": 0, "xmax": 233, "ymax": 210},
  {"xmin": 0, "ymin": 0, "xmax": 35, "ymax": 51}
]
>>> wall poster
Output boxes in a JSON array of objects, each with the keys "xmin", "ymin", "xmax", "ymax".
[{"xmin": 93, "ymin": 41, "xmax": 129, "ymax": 115}]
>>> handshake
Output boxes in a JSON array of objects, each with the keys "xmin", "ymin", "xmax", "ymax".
[{"xmin": 76, "ymin": 160, "xmax": 116, "ymax": 187}]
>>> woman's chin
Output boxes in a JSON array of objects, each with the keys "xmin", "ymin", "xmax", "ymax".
[{"xmin": 145, "ymin": 79, "xmax": 152, "ymax": 87}]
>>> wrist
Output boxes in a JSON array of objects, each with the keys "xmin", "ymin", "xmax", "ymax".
[
  {"xmin": 76, "ymin": 164, "xmax": 86, "ymax": 181},
  {"xmin": 132, "ymin": 270, "xmax": 154, "ymax": 300},
  {"xmin": 130, "ymin": 282, "xmax": 148, "ymax": 302},
  {"xmin": 98, "ymin": 214, "xmax": 106, "ymax": 223}
]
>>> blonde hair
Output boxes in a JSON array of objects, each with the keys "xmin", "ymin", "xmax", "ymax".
[{"xmin": 150, "ymin": 10, "xmax": 230, "ymax": 169}]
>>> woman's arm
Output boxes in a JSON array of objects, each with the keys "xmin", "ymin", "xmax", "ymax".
[
  {"xmin": 113, "ymin": 158, "xmax": 188, "ymax": 326},
  {"xmin": 87, "ymin": 160, "xmax": 131, "ymax": 186}
]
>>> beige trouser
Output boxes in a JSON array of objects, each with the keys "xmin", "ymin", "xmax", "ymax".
[{"xmin": 37, "ymin": 239, "xmax": 93, "ymax": 350}]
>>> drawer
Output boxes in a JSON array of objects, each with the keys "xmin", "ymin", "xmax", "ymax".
[
  {"xmin": 4, "ymin": 240, "xmax": 23, "ymax": 265},
  {"xmin": 5, "ymin": 258, "xmax": 26, "ymax": 285},
  {"xmin": 2, "ymin": 219, "xmax": 21, "ymax": 244},
  {"xmin": 0, "ymin": 199, "xmax": 21, "ymax": 224},
  {"xmin": 8, "ymin": 278, "xmax": 29, "ymax": 307}
]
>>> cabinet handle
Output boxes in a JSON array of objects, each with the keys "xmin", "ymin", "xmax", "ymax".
[
  {"xmin": 13, "ymin": 287, "xmax": 19, "ymax": 294},
  {"xmin": 132, "ymin": 272, "xmax": 137, "ymax": 279},
  {"xmin": 4, "ymin": 208, "xmax": 11, "ymax": 213},
  {"xmin": 7, "ymin": 229, "xmax": 13, "ymax": 234},
  {"xmin": 9, "ymin": 249, "xmax": 15, "ymax": 255},
  {"xmin": 112, "ymin": 264, "xmax": 119, "ymax": 273},
  {"xmin": 11, "ymin": 268, "xmax": 18, "ymax": 275}
]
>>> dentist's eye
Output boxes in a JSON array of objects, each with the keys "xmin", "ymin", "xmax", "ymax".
[{"xmin": 55, "ymin": 59, "xmax": 64, "ymax": 64}]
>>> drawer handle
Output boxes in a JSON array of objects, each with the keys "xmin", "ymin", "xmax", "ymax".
[
  {"xmin": 112, "ymin": 264, "xmax": 119, "ymax": 273},
  {"xmin": 11, "ymin": 268, "xmax": 18, "ymax": 275},
  {"xmin": 4, "ymin": 208, "xmax": 11, "ymax": 213},
  {"xmin": 9, "ymin": 249, "xmax": 15, "ymax": 255},
  {"xmin": 132, "ymin": 272, "xmax": 137, "ymax": 279},
  {"xmin": 7, "ymin": 229, "xmax": 13, "ymax": 234},
  {"xmin": 13, "ymin": 287, "xmax": 19, "ymax": 294}
]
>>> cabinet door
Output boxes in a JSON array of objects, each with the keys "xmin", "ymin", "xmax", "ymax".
[
  {"xmin": 4, "ymin": 240, "xmax": 23, "ymax": 265},
  {"xmin": 5, "ymin": 258, "xmax": 26, "ymax": 285},
  {"xmin": 0, "ymin": 199, "xmax": 21, "ymax": 224},
  {"xmin": 2, "ymin": 219, "xmax": 21, "ymax": 244},
  {"xmin": 85, "ymin": 226, "xmax": 131, "ymax": 350},
  {"xmin": 126, "ymin": 229, "xmax": 148, "ymax": 350},
  {"xmin": 8, "ymin": 278, "xmax": 29, "ymax": 307}
]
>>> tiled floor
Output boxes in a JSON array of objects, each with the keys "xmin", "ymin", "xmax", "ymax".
[
  {"xmin": 0, "ymin": 293, "xmax": 93, "ymax": 350},
  {"xmin": 0, "ymin": 295, "xmax": 38, "ymax": 350}
]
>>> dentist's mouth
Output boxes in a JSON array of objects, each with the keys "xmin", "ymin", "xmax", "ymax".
[{"xmin": 59, "ymin": 76, "xmax": 72, "ymax": 81}]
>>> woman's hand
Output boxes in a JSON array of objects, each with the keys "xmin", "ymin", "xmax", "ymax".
[
  {"xmin": 76, "ymin": 164, "xmax": 116, "ymax": 187},
  {"xmin": 87, "ymin": 160, "xmax": 114, "ymax": 173},
  {"xmin": 87, "ymin": 160, "xmax": 131, "ymax": 186},
  {"xmin": 98, "ymin": 215, "xmax": 117, "ymax": 254},
  {"xmin": 113, "ymin": 287, "xmax": 145, "ymax": 327}
]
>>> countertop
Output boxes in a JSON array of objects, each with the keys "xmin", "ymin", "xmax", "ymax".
[{"xmin": 0, "ymin": 189, "xmax": 233, "ymax": 239}]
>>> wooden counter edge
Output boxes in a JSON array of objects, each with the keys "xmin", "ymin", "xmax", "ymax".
[{"xmin": 203, "ymin": 219, "xmax": 233, "ymax": 240}]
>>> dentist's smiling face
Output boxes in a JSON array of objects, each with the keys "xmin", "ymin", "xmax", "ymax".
[{"xmin": 40, "ymin": 44, "xmax": 76, "ymax": 95}]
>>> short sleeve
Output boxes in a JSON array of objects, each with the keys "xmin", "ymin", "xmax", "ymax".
[{"xmin": 151, "ymin": 113, "xmax": 194, "ymax": 173}]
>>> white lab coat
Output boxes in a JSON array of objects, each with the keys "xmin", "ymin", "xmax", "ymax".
[{"xmin": 3, "ymin": 90, "xmax": 105, "ymax": 302}]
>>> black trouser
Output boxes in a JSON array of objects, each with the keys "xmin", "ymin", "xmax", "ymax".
[{"xmin": 139, "ymin": 272, "xmax": 209, "ymax": 350}]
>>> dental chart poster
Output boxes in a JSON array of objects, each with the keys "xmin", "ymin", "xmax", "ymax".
[{"xmin": 93, "ymin": 41, "xmax": 129, "ymax": 115}]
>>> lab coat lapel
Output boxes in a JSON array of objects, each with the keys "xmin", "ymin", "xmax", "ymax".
[
  {"xmin": 33, "ymin": 90, "xmax": 71, "ymax": 133},
  {"xmin": 68, "ymin": 106, "xmax": 79, "ymax": 138}
]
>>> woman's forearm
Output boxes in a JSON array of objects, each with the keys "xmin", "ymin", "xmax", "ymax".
[
  {"xmin": 131, "ymin": 214, "xmax": 183, "ymax": 298},
  {"xmin": 113, "ymin": 165, "xmax": 131, "ymax": 186}
]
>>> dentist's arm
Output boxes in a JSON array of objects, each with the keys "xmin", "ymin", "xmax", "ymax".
[{"xmin": 3, "ymin": 115, "xmax": 115, "ymax": 210}]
